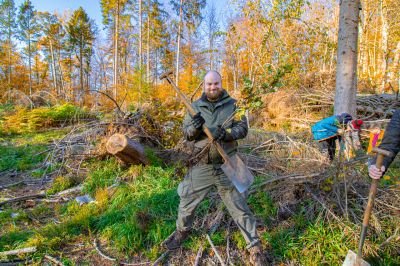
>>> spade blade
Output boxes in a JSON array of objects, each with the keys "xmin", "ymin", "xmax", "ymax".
[{"xmin": 221, "ymin": 154, "xmax": 254, "ymax": 193}]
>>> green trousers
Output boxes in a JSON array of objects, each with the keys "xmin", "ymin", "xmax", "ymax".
[{"xmin": 176, "ymin": 164, "xmax": 260, "ymax": 248}]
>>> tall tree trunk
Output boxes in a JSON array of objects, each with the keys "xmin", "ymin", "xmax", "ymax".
[
  {"xmin": 7, "ymin": 38, "xmax": 11, "ymax": 86},
  {"xmin": 373, "ymin": 21, "xmax": 378, "ymax": 84},
  {"xmin": 379, "ymin": 0, "xmax": 388, "ymax": 93},
  {"xmin": 139, "ymin": 0, "xmax": 142, "ymax": 93},
  {"xmin": 28, "ymin": 37, "xmax": 32, "ymax": 95},
  {"xmin": 175, "ymin": 0, "xmax": 183, "ymax": 86},
  {"xmin": 57, "ymin": 49, "xmax": 65, "ymax": 98},
  {"xmin": 146, "ymin": 0, "xmax": 150, "ymax": 84},
  {"xmin": 209, "ymin": 37, "xmax": 214, "ymax": 69},
  {"xmin": 154, "ymin": 48, "xmax": 158, "ymax": 84},
  {"xmin": 334, "ymin": 0, "xmax": 360, "ymax": 117},
  {"xmin": 34, "ymin": 55, "xmax": 39, "ymax": 85},
  {"xmin": 79, "ymin": 44, "xmax": 84, "ymax": 105},
  {"xmin": 390, "ymin": 41, "xmax": 400, "ymax": 90},
  {"xmin": 114, "ymin": 0, "xmax": 119, "ymax": 99},
  {"xmin": 49, "ymin": 39, "xmax": 58, "ymax": 95},
  {"xmin": 7, "ymin": 12, "xmax": 12, "ymax": 87},
  {"xmin": 358, "ymin": 3, "xmax": 365, "ymax": 78},
  {"xmin": 69, "ymin": 51, "xmax": 73, "ymax": 101}
]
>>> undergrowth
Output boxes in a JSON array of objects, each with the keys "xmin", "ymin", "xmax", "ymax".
[
  {"xmin": 0, "ymin": 123, "xmax": 399, "ymax": 265},
  {"xmin": 0, "ymin": 104, "xmax": 98, "ymax": 135}
]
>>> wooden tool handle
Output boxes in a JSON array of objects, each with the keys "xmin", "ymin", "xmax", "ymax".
[{"xmin": 357, "ymin": 152, "xmax": 386, "ymax": 258}]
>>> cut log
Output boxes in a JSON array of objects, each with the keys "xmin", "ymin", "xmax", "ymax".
[
  {"xmin": 106, "ymin": 133, "xmax": 149, "ymax": 165},
  {"xmin": 0, "ymin": 246, "xmax": 37, "ymax": 256}
]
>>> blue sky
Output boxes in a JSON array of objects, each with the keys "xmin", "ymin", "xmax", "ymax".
[{"xmin": 14, "ymin": 0, "xmax": 229, "ymax": 30}]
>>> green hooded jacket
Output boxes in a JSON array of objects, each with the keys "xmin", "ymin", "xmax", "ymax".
[{"xmin": 183, "ymin": 89, "xmax": 248, "ymax": 165}]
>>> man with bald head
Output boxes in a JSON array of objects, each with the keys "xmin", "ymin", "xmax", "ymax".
[{"xmin": 163, "ymin": 71, "xmax": 265, "ymax": 265}]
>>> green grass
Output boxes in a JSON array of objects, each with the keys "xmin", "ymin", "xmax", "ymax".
[
  {"xmin": 0, "ymin": 129, "xmax": 69, "ymax": 172},
  {"xmin": 0, "ymin": 229, "xmax": 33, "ymax": 251},
  {"xmin": 0, "ymin": 157, "xmax": 180, "ymax": 260},
  {"xmin": 0, "ymin": 144, "xmax": 47, "ymax": 172},
  {"xmin": 248, "ymin": 190, "xmax": 277, "ymax": 226},
  {"xmin": 1, "ymin": 125, "xmax": 398, "ymax": 264},
  {"xmin": 95, "ymin": 165, "xmax": 179, "ymax": 258},
  {"xmin": 47, "ymin": 176, "xmax": 77, "ymax": 195},
  {"xmin": 83, "ymin": 158, "xmax": 123, "ymax": 195}
]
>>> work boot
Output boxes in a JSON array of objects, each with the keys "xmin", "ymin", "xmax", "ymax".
[
  {"xmin": 249, "ymin": 244, "xmax": 266, "ymax": 266},
  {"xmin": 162, "ymin": 230, "xmax": 190, "ymax": 250}
]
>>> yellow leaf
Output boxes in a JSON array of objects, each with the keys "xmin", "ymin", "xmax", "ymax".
[
  {"xmin": 292, "ymin": 151, "xmax": 300, "ymax": 156},
  {"xmin": 383, "ymin": 175, "xmax": 391, "ymax": 180}
]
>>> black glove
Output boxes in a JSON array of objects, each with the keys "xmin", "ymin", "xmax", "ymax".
[
  {"xmin": 192, "ymin": 112, "xmax": 205, "ymax": 129},
  {"xmin": 209, "ymin": 125, "xmax": 226, "ymax": 141}
]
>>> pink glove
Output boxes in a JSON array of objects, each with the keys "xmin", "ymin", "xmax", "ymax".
[{"xmin": 368, "ymin": 165, "xmax": 385, "ymax": 180}]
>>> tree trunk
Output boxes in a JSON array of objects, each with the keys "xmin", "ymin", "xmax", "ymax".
[
  {"xmin": 391, "ymin": 41, "xmax": 400, "ymax": 84},
  {"xmin": 57, "ymin": 49, "xmax": 65, "ymax": 98},
  {"xmin": 79, "ymin": 44, "xmax": 84, "ymax": 105},
  {"xmin": 390, "ymin": 41, "xmax": 400, "ymax": 94},
  {"xmin": 106, "ymin": 133, "xmax": 149, "ymax": 165},
  {"xmin": 114, "ymin": 0, "xmax": 119, "ymax": 99},
  {"xmin": 34, "ymin": 55, "xmax": 40, "ymax": 85},
  {"xmin": 334, "ymin": 0, "xmax": 360, "ymax": 117},
  {"xmin": 7, "ymin": 37, "xmax": 11, "ymax": 87},
  {"xmin": 379, "ymin": 0, "xmax": 388, "ymax": 93},
  {"xmin": 49, "ymin": 39, "xmax": 58, "ymax": 94},
  {"xmin": 175, "ymin": 0, "xmax": 183, "ymax": 86},
  {"xmin": 69, "ymin": 51, "xmax": 73, "ymax": 101},
  {"xmin": 139, "ymin": 0, "xmax": 142, "ymax": 93},
  {"xmin": 28, "ymin": 37, "xmax": 32, "ymax": 95},
  {"xmin": 146, "ymin": 0, "xmax": 150, "ymax": 84}
]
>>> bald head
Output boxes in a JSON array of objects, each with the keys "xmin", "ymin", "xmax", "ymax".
[
  {"xmin": 204, "ymin": 70, "xmax": 223, "ymax": 101},
  {"xmin": 204, "ymin": 70, "xmax": 222, "ymax": 81}
]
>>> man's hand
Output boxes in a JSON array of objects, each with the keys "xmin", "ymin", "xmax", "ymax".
[
  {"xmin": 368, "ymin": 164, "xmax": 385, "ymax": 180},
  {"xmin": 192, "ymin": 112, "xmax": 205, "ymax": 129},
  {"xmin": 209, "ymin": 126, "xmax": 226, "ymax": 141}
]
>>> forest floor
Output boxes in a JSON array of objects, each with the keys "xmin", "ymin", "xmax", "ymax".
[{"xmin": 0, "ymin": 102, "xmax": 399, "ymax": 266}]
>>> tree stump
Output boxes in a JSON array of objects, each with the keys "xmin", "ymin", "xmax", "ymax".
[{"xmin": 106, "ymin": 133, "xmax": 149, "ymax": 165}]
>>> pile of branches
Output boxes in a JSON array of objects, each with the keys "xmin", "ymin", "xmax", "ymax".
[
  {"xmin": 261, "ymin": 89, "xmax": 400, "ymax": 131},
  {"xmin": 157, "ymin": 129, "xmax": 399, "ymax": 265}
]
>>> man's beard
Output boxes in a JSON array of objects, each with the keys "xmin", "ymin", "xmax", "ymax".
[{"xmin": 206, "ymin": 90, "xmax": 222, "ymax": 101}]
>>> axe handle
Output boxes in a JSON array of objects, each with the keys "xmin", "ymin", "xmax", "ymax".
[
  {"xmin": 163, "ymin": 76, "xmax": 231, "ymax": 164},
  {"xmin": 357, "ymin": 153, "xmax": 384, "ymax": 258}
]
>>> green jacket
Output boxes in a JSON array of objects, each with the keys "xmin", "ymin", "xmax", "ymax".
[{"xmin": 183, "ymin": 90, "xmax": 248, "ymax": 165}]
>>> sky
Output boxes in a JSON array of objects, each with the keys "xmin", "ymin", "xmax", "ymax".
[{"xmin": 14, "ymin": 0, "xmax": 229, "ymax": 32}]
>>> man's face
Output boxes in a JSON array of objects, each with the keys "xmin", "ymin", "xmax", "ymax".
[{"xmin": 204, "ymin": 72, "xmax": 223, "ymax": 101}]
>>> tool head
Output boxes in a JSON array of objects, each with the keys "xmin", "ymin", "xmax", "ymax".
[
  {"xmin": 342, "ymin": 250, "xmax": 370, "ymax": 266},
  {"xmin": 371, "ymin": 147, "xmax": 392, "ymax": 157},
  {"xmin": 221, "ymin": 154, "xmax": 254, "ymax": 193},
  {"xmin": 160, "ymin": 71, "xmax": 173, "ymax": 80}
]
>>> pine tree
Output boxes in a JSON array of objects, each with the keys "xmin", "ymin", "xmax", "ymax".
[
  {"xmin": 66, "ymin": 7, "xmax": 96, "ymax": 103},
  {"xmin": 17, "ymin": 0, "xmax": 40, "ymax": 95}
]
